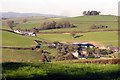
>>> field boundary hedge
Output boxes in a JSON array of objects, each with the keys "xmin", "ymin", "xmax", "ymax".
[
  {"xmin": 66, "ymin": 58, "xmax": 120, "ymax": 64},
  {"xmin": 37, "ymin": 29, "xmax": 120, "ymax": 34}
]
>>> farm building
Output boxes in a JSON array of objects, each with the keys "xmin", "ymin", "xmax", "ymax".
[
  {"xmin": 72, "ymin": 42, "xmax": 95, "ymax": 48},
  {"xmin": 14, "ymin": 30, "xmax": 36, "ymax": 36},
  {"xmin": 71, "ymin": 50, "xmax": 100, "ymax": 59}
]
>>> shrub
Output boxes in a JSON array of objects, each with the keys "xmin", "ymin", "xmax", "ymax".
[{"xmin": 87, "ymin": 54, "xmax": 95, "ymax": 58}]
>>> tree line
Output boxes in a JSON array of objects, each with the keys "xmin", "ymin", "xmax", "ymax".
[
  {"xmin": 83, "ymin": 11, "xmax": 100, "ymax": 16},
  {"xmin": 7, "ymin": 19, "xmax": 75, "ymax": 33},
  {"xmin": 90, "ymin": 24, "xmax": 108, "ymax": 29},
  {"xmin": 38, "ymin": 20, "xmax": 75, "ymax": 30}
]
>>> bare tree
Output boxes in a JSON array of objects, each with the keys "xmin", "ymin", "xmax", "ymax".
[
  {"xmin": 6, "ymin": 20, "xmax": 14, "ymax": 30},
  {"xmin": 70, "ymin": 31, "xmax": 76, "ymax": 39},
  {"xmin": 23, "ymin": 19, "xmax": 27, "ymax": 23}
]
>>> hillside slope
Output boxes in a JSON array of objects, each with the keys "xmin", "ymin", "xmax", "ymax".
[{"xmin": 2, "ymin": 31, "xmax": 37, "ymax": 47}]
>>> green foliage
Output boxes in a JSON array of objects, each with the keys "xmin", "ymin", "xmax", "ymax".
[
  {"xmin": 90, "ymin": 24, "xmax": 108, "ymax": 29},
  {"xmin": 38, "ymin": 20, "xmax": 75, "ymax": 30},
  {"xmin": 2, "ymin": 62, "xmax": 120, "ymax": 79},
  {"xmin": 87, "ymin": 54, "xmax": 95, "ymax": 58},
  {"xmin": 102, "ymin": 50, "xmax": 108, "ymax": 55},
  {"xmin": 83, "ymin": 11, "xmax": 100, "ymax": 16},
  {"xmin": 6, "ymin": 20, "xmax": 15, "ymax": 30},
  {"xmin": 70, "ymin": 31, "xmax": 76, "ymax": 38}
]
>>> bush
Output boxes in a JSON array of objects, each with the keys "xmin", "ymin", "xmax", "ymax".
[
  {"xmin": 90, "ymin": 24, "xmax": 108, "ymax": 29},
  {"xmin": 87, "ymin": 54, "xmax": 95, "ymax": 58}
]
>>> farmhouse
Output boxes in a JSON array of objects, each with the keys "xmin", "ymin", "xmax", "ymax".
[
  {"xmin": 14, "ymin": 30, "xmax": 36, "ymax": 36},
  {"xmin": 71, "ymin": 51, "xmax": 80, "ymax": 57},
  {"xmin": 71, "ymin": 50, "xmax": 100, "ymax": 59}
]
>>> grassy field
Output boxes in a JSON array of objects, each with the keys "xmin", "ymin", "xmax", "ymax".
[
  {"xmin": 2, "ymin": 47, "xmax": 58, "ymax": 63},
  {"xmin": 2, "ymin": 49, "xmax": 42, "ymax": 62},
  {"xmin": 2, "ymin": 31, "xmax": 40, "ymax": 47},
  {"xmin": 2, "ymin": 62, "xmax": 120, "ymax": 80},
  {"xmin": 39, "ymin": 15, "xmax": 118, "ymax": 32},
  {"xmin": 2, "ymin": 15, "xmax": 118, "ymax": 32},
  {"xmin": 37, "ymin": 31, "xmax": 118, "ymax": 47},
  {"xmin": 2, "ymin": 17, "xmax": 63, "ymax": 29}
]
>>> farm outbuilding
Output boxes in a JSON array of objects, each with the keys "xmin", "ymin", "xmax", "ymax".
[
  {"xmin": 14, "ymin": 30, "xmax": 36, "ymax": 36},
  {"xmin": 72, "ymin": 42, "xmax": 95, "ymax": 48}
]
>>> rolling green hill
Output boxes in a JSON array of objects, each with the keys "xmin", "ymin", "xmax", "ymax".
[
  {"xmin": 2, "ymin": 31, "xmax": 38, "ymax": 47},
  {"xmin": 2, "ymin": 15, "xmax": 118, "ymax": 32}
]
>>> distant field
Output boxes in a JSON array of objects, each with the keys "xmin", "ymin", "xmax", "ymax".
[
  {"xmin": 37, "ymin": 31, "xmax": 118, "ymax": 47},
  {"xmin": 2, "ymin": 31, "xmax": 39, "ymax": 47},
  {"xmin": 2, "ymin": 62, "xmax": 120, "ymax": 80},
  {"xmin": 2, "ymin": 17, "xmax": 63, "ymax": 29},
  {"xmin": 2, "ymin": 15, "xmax": 118, "ymax": 32},
  {"xmin": 39, "ymin": 15, "xmax": 118, "ymax": 32}
]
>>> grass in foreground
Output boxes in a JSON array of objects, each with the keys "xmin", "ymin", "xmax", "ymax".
[{"xmin": 2, "ymin": 62, "xmax": 120, "ymax": 80}]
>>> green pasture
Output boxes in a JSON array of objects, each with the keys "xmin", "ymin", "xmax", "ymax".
[
  {"xmin": 2, "ymin": 15, "xmax": 118, "ymax": 32},
  {"xmin": 2, "ymin": 49, "xmax": 42, "ymax": 62},
  {"xmin": 2, "ymin": 62, "xmax": 120, "ymax": 80},
  {"xmin": 39, "ymin": 15, "xmax": 118, "ymax": 32},
  {"xmin": 2, "ymin": 47, "xmax": 58, "ymax": 63},
  {"xmin": 2, "ymin": 31, "xmax": 39, "ymax": 47},
  {"xmin": 37, "ymin": 31, "xmax": 118, "ymax": 47}
]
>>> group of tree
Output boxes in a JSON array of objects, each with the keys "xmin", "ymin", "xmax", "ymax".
[
  {"xmin": 36, "ymin": 48, "xmax": 51, "ymax": 63},
  {"xmin": 38, "ymin": 20, "xmax": 75, "ymax": 30},
  {"xmin": 6, "ymin": 20, "xmax": 15, "ymax": 30},
  {"xmin": 56, "ymin": 43, "xmax": 113, "ymax": 57},
  {"xmin": 6, "ymin": 20, "xmax": 19, "ymax": 30},
  {"xmin": 54, "ymin": 53, "xmax": 77, "ymax": 61},
  {"xmin": 37, "ymin": 41, "xmax": 114, "ymax": 61},
  {"xmin": 14, "ymin": 20, "xmax": 75, "ymax": 33},
  {"xmin": 15, "ymin": 27, "xmax": 39, "ymax": 33},
  {"xmin": 23, "ymin": 19, "xmax": 28, "ymax": 23},
  {"xmin": 90, "ymin": 24, "xmax": 108, "ymax": 29},
  {"xmin": 70, "ymin": 31, "xmax": 76, "ymax": 39},
  {"xmin": 83, "ymin": 11, "xmax": 101, "ymax": 16}
]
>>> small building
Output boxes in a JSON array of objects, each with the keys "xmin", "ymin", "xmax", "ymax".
[
  {"xmin": 71, "ymin": 51, "xmax": 88, "ymax": 58},
  {"xmin": 71, "ymin": 51, "xmax": 79, "ymax": 58},
  {"xmin": 93, "ymin": 54, "xmax": 100, "ymax": 58},
  {"xmin": 14, "ymin": 30, "xmax": 21, "ymax": 34},
  {"xmin": 14, "ymin": 30, "xmax": 36, "ymax": 36}
]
